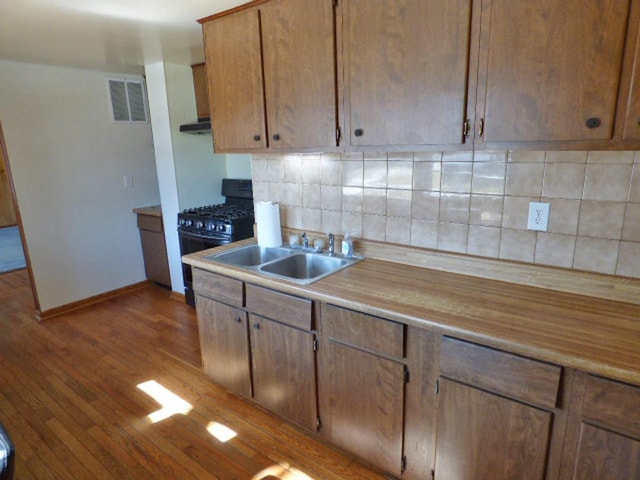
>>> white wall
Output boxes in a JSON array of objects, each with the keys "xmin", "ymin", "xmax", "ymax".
[
  {"xmin": 0, "ymin": 59, "xmax": 160, "ymax": 312},
  {"xmin": 225, "ymin": 154, "xmax": 252, "ymax": 180}
]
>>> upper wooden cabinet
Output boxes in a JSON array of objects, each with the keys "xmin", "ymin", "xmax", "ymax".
[
  {"xmin": 190, "ymin": 63, "xmax": 210, "ymax": 120},
  {"xmin": 476, "ymin": 0, "xmax": 632, "ymax": 145},
  {"xmin": 203, "ymin": 8, "xmax": 266, "ymax": 150},
  {"xmin": 201, "ymin": 0, "xmax": 338, "ymax": 152},
  {"xmin": 343, "ymin": 0, "xmax": 475, "ymax": 147}
]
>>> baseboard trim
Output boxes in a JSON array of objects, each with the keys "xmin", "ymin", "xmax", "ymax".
[{"xmin": 37, "ymin": 281, "xmax": 152, "ymax": 321}]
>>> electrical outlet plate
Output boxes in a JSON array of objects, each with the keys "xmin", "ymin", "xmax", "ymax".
[{"xmin": 527, "ymin": 202, "xmax": 550, "ymax": 231}]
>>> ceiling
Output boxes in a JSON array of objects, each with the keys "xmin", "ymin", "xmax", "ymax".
[{"xmin": 0, "ymin": 0, "xmax": 247, "ymax": 75}]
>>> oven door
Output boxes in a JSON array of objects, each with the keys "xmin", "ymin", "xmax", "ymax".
[{"xmin": 178, "ymin": 230, "xmax": 230, "ymax": 306}]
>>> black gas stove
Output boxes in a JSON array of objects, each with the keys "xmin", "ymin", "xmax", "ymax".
[{"xmin": 178, "ymin": 179, "xmax": 254, "ymax": 305}]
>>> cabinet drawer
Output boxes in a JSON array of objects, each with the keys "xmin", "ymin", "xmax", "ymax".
[
  {"xmin": 583, "ymin": 375, "xmax": 640, "ymax": 436},
  {"xmin": 246, "ymin": 284, "xmax": 312, "ymax": 330},
  {"xmin": 193, "ymin": 269, "xmax": 244, "ymax": 307},
  {"xmin": 137, "ymin": 214, "xmax": 163, "ymax": 232},
  {"xmin": 322, "ymin": 304, "xmax": 404, "ymax": 359},
  {"xmin": 440, "ymin": 337, "xmax": 561, "ymax": 409}
]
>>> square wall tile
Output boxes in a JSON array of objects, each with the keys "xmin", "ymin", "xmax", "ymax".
[
  {"xmin": 507, "ymin": 151, "xmax": 545, "ymax": 163},
  {"xmin": 545, "ymin": 151, "xmax": 588, "ymax": 163},
  {"xmin": 267, "ymin": 157, "xmax": 284, "ymax": 183},
  {"xmin": 583, "ymin": 164, "xmax": 632, "ymax": 201},
  {"xmin": 622, "ymin": 203, "xmax": 640, "ymax": 241},
  {"xmin": 439, "ymin": 193, "xmax": 470, "ymax": 224},
  {"xmin": 630, "ymin": 164, "xmax": 640, "ymax": 203},
  {"xmin": 321, "ymin": 209, "xmax": 342, "ymax": 234},
  {"xmin": 302, "ymin": 208, "xmax": 322, "ymax": 232},
  {"xmin": 362, "ymin": 214, "xmax": 386, "ymax": 241},
  {"xmin": 542, "ymin": 163, "xmax": 586, "ymax": 199},
  {"xmin": 587, "ymin": 151, "xmax": 635, "ymax": 164},
  {"xmin": 546, "ymin": 198, "xmax": 580, "ymax": 235},
  {"xmin": 473, "ymin": 151, "xmax": 507, "ymax": 163},
  {"xmin": 342, "ymin": 160, "xmax": 364, "ymax": 187},
  {"xmin": 252, "ymin": 158, "xmax": 269, "ymax": 182},
  {"xmin": 363, "ymin": 188, "xmax": 387, "ymax": 215},
  {"xmin": 342, "ymin": 212, "xmax": 363, "ymax": 238},
  {"xmin": 470, "ymin": 195, "xmax": 503, "ymax": 227},
  {"xmin": 534, "ymin": 233, "xmax": 575, "ymax": 268},
  {"xmin": 302, "ymin": 184, "xmax": 321, "ymax": 209},
  {"xmin": 301, "ymin": 154, "xmax": 322, "ymax": 184},
  {"xmin": 617, "ymin": 242, "xmax": 640, "ymax": 278},
  {"xmin": 320, "ymin": 185, "xmax": 342, "ymax": 210},
  {"xmin": 387, "ymin": 189, "xmax": 412, "ymax": 218},
  {"xmin": 499, "ymin": 229, "xmax": 536, "ymax": 263},
  {"xmin": 388, "ymin": 161, "xmax": 413, "ymax": 189},
  {"xmin": 502, "ymin": 196, "xmax": 536, "ymax": 230},
  {"xmin": 284, "ymin": 206, "xmax": 303, "ymax": 229},
  {"xmin": 411, "ymin": 191, "xmax": 440, "ymax": 221},
  {"xmin": 411, "ymin": 219, "xmax": 438, "ymax": 249},
  {"xmin": 505, "ymin": 163, "xmax": 544, "ymax": 197},
  {"xmin": 442, "ymin": 151, "xmax": 473, "ymax": 162},
  {"xmin": 363, "ymin": 160, "xmax": 388, "ymax": 188},
  {"xmin": 573, "ymin": 237, "xmax": 619, "ymax": 274},
  {"xmin": 578, "ymin": 201, "xmax": 625, "ymax": 239},
  {"xmin": 414, "ymin": 152, "xmax": 443, "ymax": 162},
  {"xmin": 342, "ymin": 187, "xmax": 363, "ymax": 213},
  {"xmin": 252, "ymin": 181, "xmax": 269, "ymax": 202},
  {"xmin": 467, "ymin": 225, "xmax": 501, "ymax": 257},
  {"xmin": 413, "ymin": 161, "xmax": 442, "ymax": 191},
  {"xmin": 321, "ymin": 154, "xmax": 342, "ymax": 185},
  {"xmin": 283, "ymin": 154, "xmax": 303, "ymax": 183},
  {"xmin": 386, "ymin": 216, "xmax": 411, "ymax": 245},
  {"xmin": 437, "ymin": 222, "xmax": 468, "ymax": 253},
  {"xmin": 441, "ymin": 162, "xmax": 472, "ymax": 193},
  {"xmin": 283, "ymin": 183, "xmax": 302, "ymax": 207},
  {"xmin": 268, "ymin": 182, "xmax": 285, "ymax": 204},
  {"xmin": 472, "ymin": 161, "xmax": 506, "ymax": 195}
]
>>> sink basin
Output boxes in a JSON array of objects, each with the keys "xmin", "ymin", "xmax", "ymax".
[
  {"xmin": 204, "ymin": 244, "xmax": 293, "ymax": 267},
  {"xmin": 259, "ymin": 252, "xmax": 359, "ymax": 284}
]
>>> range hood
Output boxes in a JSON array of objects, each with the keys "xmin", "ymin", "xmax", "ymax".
[{"xmin": 179, "ymin": 117, "xmax": 211, "ymax": 135}]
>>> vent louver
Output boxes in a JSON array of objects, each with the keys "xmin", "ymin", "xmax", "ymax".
[{"xmin": 107, "ymin": 78, "xmax": 148, "ymax": 123}]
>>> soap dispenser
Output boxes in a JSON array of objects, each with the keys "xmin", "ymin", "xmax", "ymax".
[{"xmin": 341, "ymin": 234, "xmax": 354, "ymax": 258}]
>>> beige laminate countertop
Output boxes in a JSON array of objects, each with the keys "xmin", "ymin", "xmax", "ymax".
[
  {"xmin": 183, "ymin": 240, "xmax": 640, "ymax": 387},
  {"xmin": 132, "ymin": 205, "xmax": 162, "ymax": 217}
]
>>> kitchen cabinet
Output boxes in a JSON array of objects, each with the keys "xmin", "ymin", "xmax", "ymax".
[
  {"xmin": 475, "ymin": 0, "xmax": 631, "ymax": 145},
  {"xmin": 133, "ymin": 207, "xmax": 170, "ymax": 288},
  {"xmin": 190, "ymin": 63, "xmax": 209, "ymax": 120},
  {"xmin": 246, "ymin": 284, "xmax": 317, "ymax": 430},
  {"xmin": 318, "ymin": 303, "xmax": 406, "ymax": 476},
  {"xmin": 201, "ymin": 0, "xmax": 338, "ymax": 151},
  {"xmin": 434, "ymin": 337, "xmax": 564, "ymax": 479},
  {"xmin": 560, "ymin": 373, "xmax": 640, "ymax": 479},
  {"xmin": 343, "ymin": 0, "xmax": 476, "ymax": 148}
]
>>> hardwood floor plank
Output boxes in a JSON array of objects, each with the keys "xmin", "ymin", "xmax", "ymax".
[{"xmin": 0, "ymin": 269, "xmax": 389, "ymax": 480}]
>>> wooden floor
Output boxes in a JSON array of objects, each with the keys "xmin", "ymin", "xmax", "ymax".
[{"xmin": 0, "ymin": 269, "xmax": 387, "ymax": 480}]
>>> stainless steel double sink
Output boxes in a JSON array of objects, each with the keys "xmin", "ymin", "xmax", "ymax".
[{"xmin": 202, "ymin": 244, "xmax": 363, "ymax": 285}]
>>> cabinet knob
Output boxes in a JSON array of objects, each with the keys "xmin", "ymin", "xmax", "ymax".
[
  {"xmin": 272, "ymin": 134, "xmax": 281, "ymax": 141},
  {"xmin": 235, "ymin": 317, "xmax": 242, "ymax": 323},
  {"xmin": 253, "ymin": 134, "xmax": 261, "ymax": 142},
  {"xmin": 585, "ymin": 117, "xmax": 601, "ymax": 129},
  {"xmin": 354, "ymin": 128, "xmax": 364, "ymax": 137},
  {"xmin": 253, "ymin": 322, "xmax": 260, "ymax": 330}
]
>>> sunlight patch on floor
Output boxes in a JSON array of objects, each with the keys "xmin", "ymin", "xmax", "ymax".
[
  {"xmin": 206, "ymin": 421, "xmax": 237, "ymax": 442},
  {"xmin": 252, "ymin": 463, "xmax": 316, "ymax": 480},
  {"xmin": 137, "ymin": 380, "xmax": 193, "ymax": 423}
]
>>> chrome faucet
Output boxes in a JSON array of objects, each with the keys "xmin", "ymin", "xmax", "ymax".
[
  {"xmin": 327, "ymin": 232, "xmax": 335, "ymax": 256},
  {"xmin": 301, "ymin": 232, "xmax": 309, "ymax": 248}
]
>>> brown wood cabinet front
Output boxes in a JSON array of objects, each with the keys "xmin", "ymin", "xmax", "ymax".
[
  {"xmin": 191, "ymin": 63, "xmax": 209, "ymax": 120},
  {"xmin": 343, "ymin": 0, "xmax": 475, "ymax": 147},
  {"xmin": 249, "ymin": 314, "xmax": 317, "ymax": 431},
  {"xmin": 476, "ymin": 0, "xmax": 631, "ymax": 145},
  {"xmin": 560, "ymin": 373, "xmax": 640, "ymax": 480},
  {"xmin": 136, "ymin": 213, "xmax": 170, "ymax": 288},
  {"xmin": 203, "ymin": 7, "xmax": 266, "ymax": 151},
  {"xmin": 196, "ymin": 296, "xmax": 252, "ymax": 398},
  {"xmin": 260, "ymin": 0, "xmax": 338, "ymax": 149},
  {"xmin": 319, "ymin": 304, "xmax": 406, "ymax": 476}
]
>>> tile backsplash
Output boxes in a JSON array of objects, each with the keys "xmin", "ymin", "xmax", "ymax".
[{"xmin": 251, "ymin": 150, "xmax": 640, "ymax": 279}]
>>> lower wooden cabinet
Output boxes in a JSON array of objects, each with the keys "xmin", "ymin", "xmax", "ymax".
[
  {"xmin": 560, "ymin": 373, "xmax": 640, "ymax": 480},
  {"xmin": 318, "ymin": 303, "xmax": 407, "ymax": 476},
  {"xmin": 249, "ymin": 314, "xmax": 317, "ymax": 430},
  {"xmin": 196, "ymin": 296, "xmax": 251, "ymax": 398}
]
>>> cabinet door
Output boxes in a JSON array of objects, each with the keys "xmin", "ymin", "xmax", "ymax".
[
  {"xmin": 478, "ymin": 0, "xmax": 630, "ymax": 143},
  {"xmin": 249, "ymin": 315, "xmax": 317, "ymax": 431},
  {"xmin": 322, "ymin": 341, "xmax": 405, "ymax": 476},
  {"xmin": 434, "ymin": 378, "xmax": 553, "ymax": 480},
  {"xmin": 203, "ymin": 8, "xmax": 266, "ymax": 151},
  {"xmin": 196, "ymin": 296, "xmax": 252, "ymax": 398},
  {"xmin": 344, "ymin": 0, "xmax": 474, "ymax": 146},
  {"xmin": 261, "ymin": 0, "xmax": 337, "ymax": 148}
]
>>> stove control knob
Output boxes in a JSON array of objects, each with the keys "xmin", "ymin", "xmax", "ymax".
[
  {"xmin": 196, "ymin": 221, "xmax": 204, "ymax": 229},
  {"xmin": 218, "ymin": 224, "xmax": 227, "ymax": 232},
  {"xmin": 185, "ymin": 219, "xmax": 193, "ymax": 227}
]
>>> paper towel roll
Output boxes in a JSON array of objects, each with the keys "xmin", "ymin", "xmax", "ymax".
[{"xmin": 255, "ymin": 201, "xmax": 282, "ymax": 247}]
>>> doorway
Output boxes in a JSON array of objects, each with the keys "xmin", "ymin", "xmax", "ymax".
[{"xmin": 0, "ymin": 121, "xmax": 39, "ymax": 312}]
